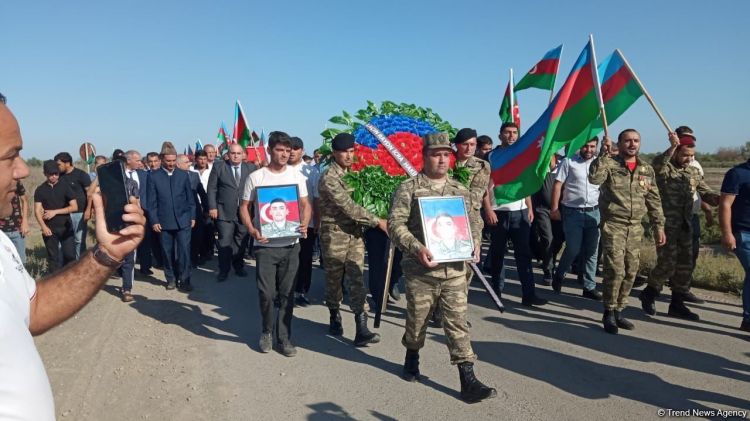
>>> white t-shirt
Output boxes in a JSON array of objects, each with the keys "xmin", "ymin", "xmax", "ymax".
[
  {"xmin": 243, "ymin": 165, "xmax": 309, "ymax": 247},
  {"xmin": 0, "ymin": 232, "xmax": 55, "ymax": 421},
  {"xmin": 290, "ymin": 162, "xmax": 320, "ymax": 227},
  {"xmin": 690, "ymin": 159, "xmax": 704, "ymax": 215},
  {"xmin": 556, "ymin": 155, "xmax": 600, "ymax": 208}
]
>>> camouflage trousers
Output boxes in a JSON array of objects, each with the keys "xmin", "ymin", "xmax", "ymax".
[
  {"xmin": 648, "ymin": 224, "xmax": 693, "ymax": 294},
  {"xmin": 402, "ymin": 274, "xmax": 476, "ymax": 365},
  {"xmin": 601, "ymin": 221, "xmax": 644, "ymax": 311},
  {"xmin": 320, "ymin": 224, "xmax": 367, "ymax": 314}
]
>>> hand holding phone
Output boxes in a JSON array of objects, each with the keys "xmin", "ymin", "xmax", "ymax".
[{"xmin": 96, "ymin": 161, "xmax": 132, "ymax": 233}]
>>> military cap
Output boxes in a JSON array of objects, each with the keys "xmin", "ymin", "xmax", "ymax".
[
  {"xmin": 452, "ymin": 128, "xmax": 477, "ymax": 144},
  {"xmin": 423, "ymin": 132, "xmax": 453, "ymax": 150},
  {"xmin": 332, "ymin": 133, "xmax": 355, "ymax": 151}
]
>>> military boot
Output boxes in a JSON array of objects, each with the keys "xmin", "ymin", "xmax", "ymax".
[
  {"xmin": 602, "ymin": 310, "xmax": 619, "ymax": 334},
  {"xmin": 328, "ymin": 308, "xmax": 343, "ymax": 336},
  {"xmin": 614, "ymin": 310, "xmax": 635, "ymax": 330},
  {"xmin": 639, "ymin": 285, "xmax": 659, "ymax": 316},
  {"xmin": 402, "ymin": 350, "xmax": 421, "ymax": 382},
  {"xmin": 457, "ymin": 362, "xmax": 497, "ymax": 403},
  {"xmin": 668, "ymin": 292, "xmax": 700, "ymax": 321},
  {"xmin": 353, "ymin": 312, "xmax": 380, "ymax": 346}
]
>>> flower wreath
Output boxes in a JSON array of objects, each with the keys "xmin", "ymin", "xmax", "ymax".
[{"xmin": 320, "ymin": 101, "xmax": 470, "ymax": 218}]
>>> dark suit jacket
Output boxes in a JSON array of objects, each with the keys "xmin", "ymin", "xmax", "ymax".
[
  {"xmin": 188, "ymin": 170, "xmax": 209, "ymax": 220},
  {"xmin": 207, "ymin": 161, "xmax": 256, "ymax": 222},
  {"xmin": 147, "ymin": 168, "xmax": 196, "ymax": 230},
  {"xmin": 135, "ymin": 168, "xmax": 150, "ymax": 211}
]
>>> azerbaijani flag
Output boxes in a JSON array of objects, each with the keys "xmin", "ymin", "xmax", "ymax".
[
  {"xmin": 499, "ymin": 81, "xmax": 521, "ymax": 127},
  {"xmin": 563, "ymin": 49, "xmax": 646, "ymax": 154},
  {"xmin": 490, "ymin": 40, "xmax": 600, "ymax": 204},
  {"xmin": 515, "ymin": 45, "xmax": 563, "ymax": 92},
  {"xmin": 233, "ymin": 100, "xmax": 252, "ymax": 148}
]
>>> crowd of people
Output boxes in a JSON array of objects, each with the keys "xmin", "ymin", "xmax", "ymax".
[{"xmin": 2, "ymin": 90, "xmax": 750, "ymax": 418}]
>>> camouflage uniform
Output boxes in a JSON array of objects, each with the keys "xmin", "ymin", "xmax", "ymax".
[
  {"xmin": 456, "ymin": 156, "xmax": 490, "ymax": 283},
  {"xmin": 589, "ymin": 154, "xmax": 665, "ymax": 311},
  {"xmin": 648, "ymin": 152, "xmax": 719, "ymax": 293},
  {"xmin": 389, "ymin": 173, "xmax": 482, "ymax": 364},
  {"xmin": 318, "ymin": 160, "xmax": 380, "ymax": 314}
]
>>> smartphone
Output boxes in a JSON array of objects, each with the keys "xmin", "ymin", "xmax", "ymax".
[{"xmin": 96, "ymin": 161, "xmax": 131, "ymax": 233}]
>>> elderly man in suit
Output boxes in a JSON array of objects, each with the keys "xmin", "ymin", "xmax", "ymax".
[
  {"xmin": 147, "ymin": 142, "xmax": 196, "ymax": 291},
  {"xmin": 207, "ymin": 143, "xmax": 257, "ymax": 282},
  {"xmin": 125, "ymin": 150, "xmax": 156, "ymax": 275}
]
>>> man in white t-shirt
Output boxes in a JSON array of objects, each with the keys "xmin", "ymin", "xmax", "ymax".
[
  {"xmin": 485, "ymin": 122, "xmax": 547, "ymax": 307},
  {"xmin": 288, "ymin": 136, "xmax": 320, "ymax": 306},
  {"xmin": 0, "ymin": 92, "xmax": 146, "ymax": 420},
  {"xmin": 240, "ymin": 131, "xmax": 311, "ymax": 358}
]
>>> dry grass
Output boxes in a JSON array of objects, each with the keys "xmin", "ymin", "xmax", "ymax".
[{"xmin": 638, "ymin": 243, "xmax": 744, "ymax": 294}]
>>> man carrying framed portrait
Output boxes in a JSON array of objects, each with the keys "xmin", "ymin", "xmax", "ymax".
[
  {"xmin": 240, "ymin": 131, "xmax": 311, "ymax": 358},
  {"xmin": 388, "ymin": 132, "xmax": 496, "ymax": 403}
]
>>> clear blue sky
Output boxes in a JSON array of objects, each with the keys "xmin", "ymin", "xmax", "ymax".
[{"xmin": 2, "ymin": 0, "xmax": 748, "ymax": 160}]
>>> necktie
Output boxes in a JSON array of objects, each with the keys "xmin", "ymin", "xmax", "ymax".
[
  {"xmin": 128, "ymin": 171, "xmax": 134, "ymax": 180},
  {"xmin": 233, "ymin": 166, "xmax": 240, "ymax": 184}
]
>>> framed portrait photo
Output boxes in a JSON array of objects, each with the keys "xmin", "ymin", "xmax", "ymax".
[
  {"xmin": 417, "ymin": 196, "xmax": 474, "ymax": 263},
  {"xmin": 256, "ymin": 184, "xmax": 302, "ymax": 239}
]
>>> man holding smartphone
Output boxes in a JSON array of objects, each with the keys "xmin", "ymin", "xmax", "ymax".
[{"xmin": 0, "ymin": 92, "xmax": 146, "ymax": 420}]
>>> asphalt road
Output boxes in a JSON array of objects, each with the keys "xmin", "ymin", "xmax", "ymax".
[{"xmin": 35, "ymin": 255, "xmax": 750, "ymax": 420}]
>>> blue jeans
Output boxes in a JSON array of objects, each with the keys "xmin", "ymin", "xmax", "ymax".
[
  {"xmin": 5, "ymin": 230, "xmax": 26, "ymax": 264},
  {"xmin": 734, "ymin": 231, "xmax": 750, "ymax": 323},
  {"xmin": 70, "ymin": 212, "xmax": 87, "ymax": 259},
  {"xmin": 555, "ymin": 207, "xmax": 600, "ymax": 291},
  {"xmin": 488, "ymin": 209, "xmax": 536, "ymax": 300}
]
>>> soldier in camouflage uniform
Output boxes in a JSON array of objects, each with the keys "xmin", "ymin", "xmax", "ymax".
[
  {"xmin": 318, "ymin": 133, "xmax": 387, "ymax": 347},
  {"xmin": 589, "ymin": 129, "xmax": 666, "ymax": 334},
  {"xmin": 452, "ymin": 128, "xmax": 490, "ymax": 286},
  {"xmin": 640, "ymin": 133, "xmax": 719, "ymax": 320},
  {"xmin": 389, "ymin": 132, "xmax": 496, "ymax": 403}
]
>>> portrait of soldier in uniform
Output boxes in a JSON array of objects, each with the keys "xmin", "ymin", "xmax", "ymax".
[
  {"xmin": 257, "ymin": 185, "xmax": 301, "ymax": 239},
  {"xmin": 419, "ymin": 197, "xmax": 474, "ymax": 263}
]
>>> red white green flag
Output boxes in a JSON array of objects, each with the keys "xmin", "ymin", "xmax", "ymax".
[
  {"xmin": 515, "ymin": 45, "xmax": 563, "ymax": 92},
  {"xmin": 233, "ymin": 101, "xmax": 252, "ymax": 148}
]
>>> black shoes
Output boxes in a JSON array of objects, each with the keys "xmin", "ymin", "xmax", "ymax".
[
  {"xmin": 682, "ymin": 291, "xmax": 705, "ymax": 304},
  {"xmin": 177, "ymin": 280, "xmax": 193, "ymax": 292},
  {"xmin": 259, "ymin": 333, "xmax": 272, "ymax": 353},
  {"xmin": 353, "ymin": 312, "xmax": 380, "ymax": 347},
  {"xmin": 602, "ymin": 310, "xmax": 619, "ymax": 334},
  {"xmin": 521, "ymin": 296, "xmax": 548, "ymax": 307},
  {"xmin": 551, "ymin": 275, "xmax": 562, "ymax": 294},
  {"xmin": 295, "ymin": 294, "xmax": 311, "ymax": 307},
  {"xmin": 582, "ymin": 288, "xmax": 602, "ymax": 301},
  {"xmin": 329, "ymin": 309, "xmax": 343, "ymax": 336},
  {"xmin": 740, "ymin": 321, "xmax": 750, "ymax": 332},
  {"xmin": 166, "ymin": 280, "xmax": 176, "ymax": 290},
  {"xmin": 403, "ymin": 350, "xmax": 421, "ymax": 382},
  {"xmin": 139, "ymin": 268, "xmax": 153, "ymax": 276},
  {"xmin": 275, "ymin": 341, "xmax": 297, "ymax": 357},
  {"xmin": 217, "ymin": 272, "xmax": 228, "ymax": 283},
  {"xmin": 542, "ymin": 271, "xmax": 553, "ymax": 286},
  {"xmin": 235, "ymin": 268, "xmax": 248, "ymax": 277},
  {"xmin": 614, "ymin": 310, "xmax": 634, "ymax": 330},
  {"xmin": 639, "ymin": 286, "xmax": 658, "ymax": 316},
  {"xmin": 457, "ymin": 362, "xmax": 497, "ymax": 403},
  {"xmin": 668, "ymin": 293, "xmax": 700, "ymax": 321}
]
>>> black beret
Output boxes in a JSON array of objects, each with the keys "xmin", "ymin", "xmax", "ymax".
[
  {"xmin": 43, "ymin": 160, "xmax": 60, "ymax": 175},
  {"xmin": 332, "ymin": 133, "xmax": 355, "ymax": 151},
  {"xmin": 453, "ymin": 128, "xmax": 477, "ymax": 144}
]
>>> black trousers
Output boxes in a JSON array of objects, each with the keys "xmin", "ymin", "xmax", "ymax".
[
  {"xmin": 43, "ymin": 228, "xmax": 75, "ymax": 273},
  {"xmin": 364, "ymin": 228, "xmax": 403, "ymax": 309},
  {"xmin": 148, "ymin": 226, "xmax": 164, "ymax": 268},
  {"xmin": 216, "ymin": 219, "xmax": 250, "ymax": 275},
  {"xmin": 295, "ymin": 228, "xmax": 316, "ymax": 294},
  {"xmin": 190, "ymin": 216, "xmax": 208, "ymax": 264},
  {"xmin": 255, "ymin": 244, "xmax": 300, "ymax": 343},
  {"xmin": 531, "ymin": 206, "xmax": 564, "ymax": 274}
]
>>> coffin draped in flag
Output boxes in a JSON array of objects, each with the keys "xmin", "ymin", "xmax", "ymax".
[{"xmin": 490, "ymin": 41, "xmax": 599, "ymax": 205}]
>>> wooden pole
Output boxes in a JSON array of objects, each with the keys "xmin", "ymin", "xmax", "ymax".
[
  {"xmin": 374, "ymin": 243, "xmax": 395, "ymax": 328},
  {"xmin": 589, "ymin": 34, "xmax": 609, "ymax": 138},
  {"xmin": 616, "ymin": 48, "xmax": 673, "ymax": 133}
]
